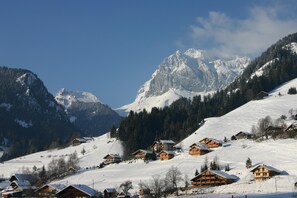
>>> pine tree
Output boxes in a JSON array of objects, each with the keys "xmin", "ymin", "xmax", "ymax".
[
  {"xmin": 246, "ymin": 157, "xmax": 252, "ymax": 169},
  {"xmin": 195, "ymin": 169, "xmax": 199, "ymax": 176}
]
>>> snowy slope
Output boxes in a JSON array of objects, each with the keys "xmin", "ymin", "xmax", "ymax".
[
  {"xmin": 51, "ymin": 78, "xmax": 297, "ymax": 194},
  {"xmin": 1, "ymin": 78, "xmax": 297, "ymax": 197},
  {"xmin": 0, "ymin": 134, "xmax": 123, "ymax": 177}
]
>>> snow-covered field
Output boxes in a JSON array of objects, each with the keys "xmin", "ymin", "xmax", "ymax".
[{"xmin": 1, "ymin": 79, "xmax": 297, "ymax": 197}]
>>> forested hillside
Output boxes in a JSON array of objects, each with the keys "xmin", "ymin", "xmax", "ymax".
[
  {"xmin": 115, "ymin": 33, "xmax": 297, "ymax": 159},
  {"xmin": 0, "ymin": 67, "xmax": 80, "ymax": 160}
]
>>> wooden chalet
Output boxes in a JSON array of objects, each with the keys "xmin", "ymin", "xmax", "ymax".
[
  {"xmin": 132, "ymin": 149, "xmax": 154, "ymax": 160},
  {"xmin": 56, "ymin": 184, "xmax": 98, "ymax": 198},
  {"xmin": 189, "ymin": 144, "xmax": 211, "ymax": 156},
  {"xmin": 255, "ymin": 91, "xmax": 269, "ymax": 100},
  {"xmin": 199, "ymin": 138, "xmax": 210, "ymax": 144},
  {"xmin": 35, "ymin": 184, "xmax": 65, "ymax": 197},
  {"xmin": 265, "ymin": 126, "xmax": 287, "ymax": 139},
  {"xmin": 151, "ymin": 140, "xmax": 175, "ymax": 152},
  {"xmin": 4, "ymin": 180, "xmax": 36, "ymax": 197},
  {"xmin": 234, "ymin": 131, "xmax": 252, "ymax": 140},
  {"xmin": 191, "ymin": 170, "xmax": 237, "ymax": 188},
  {"xmin": 250, "ymin": 164, "xmax": 281, "ymax": 181},
  {"xmin": 205, "ymin": 138, "xmax": 222, "ymax": 148},
  {"xmin": 103, "ymin": 154, "xmax": 122, "ymax": 165},
  {"xmin": 156, "ymin": 150, "xmax": 175, "ymax": 160},
  {"xmin": 104, "ymin": 188, "xmax": 117, "ymax": 198},
  {"xmin": 72, "ymin": 138, "xmax": 87, "ymax": 146}
]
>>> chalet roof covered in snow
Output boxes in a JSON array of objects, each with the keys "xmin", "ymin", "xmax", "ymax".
[{"xmin": 250, "ymin": 163, "xmax": 281, "ymax": 173}]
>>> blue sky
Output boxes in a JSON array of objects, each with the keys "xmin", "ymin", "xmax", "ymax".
[{"xmin": 1, "ymin": 1, "xmax": 297, "ymax": 107}]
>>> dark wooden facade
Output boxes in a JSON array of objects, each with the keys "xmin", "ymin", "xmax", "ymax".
[
  {"xmin": 191, "ymin": 170, "xmax": 236, "ymax": 188},
  {"xmin": 104, "ymin": 188, "xmax": 117, "ymax": 198},
  {"xmin": 132, "ymin": 149, "xmax": 154, "ymax": 160},
  {"xmin": 56, "ymin": 185, "xmax": 97, "ymax": 198},
  {"xmin": 189, "ymin": 145, "xmax": 211, "ymax": 156},
  {"xmin": 205, "ymin": 139, "xmax": 222, "ymax": 148},
  {"xmin": 157, "ymin": 150, "xmax": 174, "ymax": 160},
  {"xmin": 103, "ymin": 154, "xmax": 121, "ymax": 165}
]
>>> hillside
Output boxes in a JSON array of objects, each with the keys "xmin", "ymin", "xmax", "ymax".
[
  {"xmin": 0, "ymin": 67, "xmax": 80, "ymax": 160},
  {"xmin": 1, "ymin": 77, "xmax": 297, "ymax": 197}
]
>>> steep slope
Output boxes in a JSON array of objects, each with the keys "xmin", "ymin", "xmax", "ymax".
[
  {"xmin": 118, "ymin": 49, "xmax": 250, "ymax": 113},
  {"xmin": 0, "ymin": 67, "xmax": 80, "ymax": 160},
  {"xmin": 55, "ymin": 89, "xmax": 122, "ymax": 136}
]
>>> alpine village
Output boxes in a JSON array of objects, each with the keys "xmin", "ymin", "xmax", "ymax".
[{"xmin": 1, "ymin": 5, "xmax": 297, "ymax": 198}]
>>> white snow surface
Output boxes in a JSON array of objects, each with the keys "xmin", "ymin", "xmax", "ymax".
[
  {"xmin": 16, "ymin": 73, "xmax": 37, "ymax": 87},
  {"xmin": 250, "ymin": 59, "xmax": 278, "ymax": 79},
  {"xmin": 0, "ymin": 134, "xmax": 123, "ymax": 177},
  {"xmin": 283, "ymin": 42, "xmax": 297, "ymax": 55},
  {"xmin": 118, "ymin": 88, "xmax": 212, "ymax": 113},
  {"xmin": 1, "ymin": 78, "xmax": 297, "ymax": 197},
  {"xmin": 14, "ymin": 119, "xmax": 32, "ymax": 128},
  {"xmin": 55, "ymin": 88, "xmax": 102, "ymax": 109}
]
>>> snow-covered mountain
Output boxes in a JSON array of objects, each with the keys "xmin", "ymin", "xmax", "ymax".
[
  {"xmin": 118, "ymin": 48, "xmax": 250, "ymax": 113},
  {"xmin": 55, "ymin": 89, "xmax": 122, "ymax": 136}
]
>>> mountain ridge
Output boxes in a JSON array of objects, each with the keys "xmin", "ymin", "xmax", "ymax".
[
  {"xmin": 55, "ymin": 88, "xmax": 122, "ymax": 136},
  {"xmin": 118, "ymin": 48, "xmax": 250, "ymax": 113}
]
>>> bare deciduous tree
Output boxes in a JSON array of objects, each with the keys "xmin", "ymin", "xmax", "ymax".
[
  {"xmin": 120, "ymin": 180, "xmax": 133, "ymax": 194},
  {"xmin": 165, "ymin": 166, "xmax": 183, "ymax": 196}
]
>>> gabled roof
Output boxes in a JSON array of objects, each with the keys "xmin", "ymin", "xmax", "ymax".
[
  {"xmin": 58, "ymin": 184, "xmax": 97, "ymax": 197},
  {"xmin": 11, "ymin": 180, "xmax": 33, "ymax": 190},
  {"xmin": 104, "ymin": 188, "xmax": 117, "ymax": 193},
  {"xmin": 250, "ymin": 163, "xmax": 281, "ymax": 173},
  {"xmin": 235, "ymin": 131, "xmax": 251, "ymax": 136},
  {"xmin": 10, "ymin": 174, "xmax": 35, "ymax": 183},
  {"xmin": 73, "ymin": 138, "xmax": 87, "ymax": 143},
  {"xmin": 285, "ymin": 123, "xmax": 297, "ymax": 131},
  {"xmin": 189, "ymin": 144, "xmax": 210, "ymax": 151},
  {"xmin": 208, "ymin": 138, "xmax": 223, "ymax": 144},
  {"xmin": 37, "ymin": 183, "xmax": 66, "ymax": 192},
  {"xmin": 160, "ymin": 140, "xmax": 175, "ymax": 144},
  {"xmin": 103, "ymin": 154, "xmax": 121, "ymax": 159},
  {"xmin": 157, "ymin": 150, "xmax": 175, "ymax": 156},
  {"xmin": 191, "ymin": 170, "xmax": 237, "ymax": 181},
  {"xmin": 132, "ymin": 149, "xmax": 153, "ymax": 155}
]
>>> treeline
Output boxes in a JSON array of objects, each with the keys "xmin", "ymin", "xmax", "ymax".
[{"xmin": 114, "ymin": 33, "xmax": 297, "ymax": 159}]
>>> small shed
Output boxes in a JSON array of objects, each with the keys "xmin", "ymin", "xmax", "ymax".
[
  {"xmin": 132, "ymin": 149, "xmax": 154, "ymax": 160},
  {"xmin": 56, "ymin": 184, "xmax": 98, "ymax": 198},
  {"xmin": 191, "ymin": 170, "xmax": 237, "ymax": 188},
  {"xmin": 72, "ymin": 138, "xmax": 87, "ymax": 146},
  {"xmin": 234, "ymin": 131, "xmax": 252, "ymax": 140},
  {"xmin": 104, "ymin": 188, "xmax": 117, "ymax": 198},
  {"xmin": 255, "ymin": 91, "xmax": 269, "ymax": 100},
  {"xmin": 103, "ymin": 154, "xmax": 122, "ymax": 165},
  {"xmin": 157, "ymin": 150, "xmax": 175, "ymax": 160},
  {"xmin": 250, "ymin": 163, "xmax": 281, "ymax": 181}
]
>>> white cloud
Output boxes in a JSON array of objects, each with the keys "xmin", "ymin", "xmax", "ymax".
[{"xmin": 189, "ymin": 4, "xmax": 297, "ymax": 58}]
